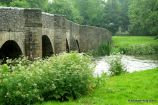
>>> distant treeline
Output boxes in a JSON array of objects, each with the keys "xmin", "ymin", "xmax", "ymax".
[{"xmin": 0, "ymin": 0, "xmax": 157, "ymax": 35}]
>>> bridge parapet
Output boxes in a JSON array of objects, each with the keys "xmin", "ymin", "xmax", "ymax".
[{"xmin": 0, "ymin": 7, "xmax": 25, "ymax": 32}]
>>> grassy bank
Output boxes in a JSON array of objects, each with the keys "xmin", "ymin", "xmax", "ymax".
[
  {"xmin": 36, "ymin": 68, "xmax": 158, "ymax": 105},
  {"xmin": 112, "ymin": 36, "xmax": 158, "ymax": 55}
]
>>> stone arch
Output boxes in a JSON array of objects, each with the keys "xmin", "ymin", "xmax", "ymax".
[
  {"xmin": 0, "ymin": 40, "xmax": 22, "ymax": 60},
  {"xmin": 75, "ymin": 40, "xmax": 80, "ymax": 53},
  {"xmin": 66, "ymin": 38, "xmax": 70, "ymax": 53},
  {"xmin": 42, "ymin": 35, "xmax": 53, "ymax": 58}
]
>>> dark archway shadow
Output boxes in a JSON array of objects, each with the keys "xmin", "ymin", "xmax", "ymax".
[
  {"xmin": 0, "ymin": 40, "xmax": 22, "ymax": 62},
  {"xmin": 42, "ymin": 35, "xmax": 53, "ymax": 58},
  {"xmin": 66, "ymin": 39, "xmax": 70, "ymax": 53},
  {"xmin": 76, "ymin": 40, "xmax": 80, "ymax": 53}
]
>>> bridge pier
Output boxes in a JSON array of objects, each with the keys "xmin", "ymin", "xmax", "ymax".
[
  {"xmin": 53, "ymin": 15, "xmax": 67, "ymax": 54},
  {"xmin": 24, "ymin": 9, "xmax": 42, "ymax": 59}
]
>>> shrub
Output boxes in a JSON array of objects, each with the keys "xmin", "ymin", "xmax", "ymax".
[
  {"xmin": 112, "ymin": 44, "xmax": 158, "ymax": 55},
  {"xmin": 90, "ymin": 42, "xmax": 111, "ymax": 56},
  {"xmin": 154, "ymin": 35, "xmax": 158, "ymax": 40},
  {"xmin": 112, "ymin": 36, "xmax": 158, "ymax": 56},
  {"xmin": 120, "ymin": 44, "xmax": 157, "ymax": 55},
  {"xmin": 0, "ymin": 52, "xmax": 95, "ymax": 105},
  {"xmin": 108, "ymin": 55, "xmax": 127, "ymax": 76}
]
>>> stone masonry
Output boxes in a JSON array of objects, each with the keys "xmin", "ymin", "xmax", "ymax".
[{"xmin": 0, "ymin": 7, "xmax": 112, "ymax": 59}]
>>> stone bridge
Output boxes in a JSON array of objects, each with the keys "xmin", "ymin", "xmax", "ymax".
[{"xmin": 0, "ymin": 7, "xmax": 111, "ymax": 59}]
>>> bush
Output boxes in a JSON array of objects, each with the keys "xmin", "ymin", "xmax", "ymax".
[
  {"xmin": 108, "ymin": 55, "xmax": 127, "ymax": 76},
  {"xmin": 119, "ymin": 44, "xmax": 157, "ymax": 55},
  {"xmin": 112, "ymin": 36, "xmax": 158, "ymax": 56},
  {"xmin": 112, "ymin": 44, "xmax": 158, "ymax": 55},
  {"xmin": 0, "ymin": 52, "xmax": 95, "ymax": 105},
  {"xmin": 154, "ymin": 35, "xmax": 158, "ymax": 40}
]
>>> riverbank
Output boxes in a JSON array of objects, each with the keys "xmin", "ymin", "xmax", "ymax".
[
  {"xmin": 94, "ymin": 55, "xmax": 158, "ymax": 76},
  {"xmin": 112, "ymin": 36, "xmax": 158, "ymax": 55},
  {"xmin": 36, "ymin": 36, "xmax": 158, "ymax": 105},
  {"xmin": 36, "ymin": 68, "xmax": 158, "ymax": 105}
]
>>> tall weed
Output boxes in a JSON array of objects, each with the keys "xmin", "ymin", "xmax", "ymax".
[{"xmin": 108, "ymin": 55, "xmax": 127, "ymax": 76}]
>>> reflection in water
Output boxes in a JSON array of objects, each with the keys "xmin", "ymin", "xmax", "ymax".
[{"xmin": 94, "ymin": 55, "xmax": 158, "ymax": 76}]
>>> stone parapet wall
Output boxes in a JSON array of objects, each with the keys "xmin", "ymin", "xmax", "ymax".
[
  {"xmin": 0, "ymin": 7, "xmax": 25, "ymax": 32},
  {"xmin": 42, "ymin": 12, "xmax": 54, "ymax": 28}
]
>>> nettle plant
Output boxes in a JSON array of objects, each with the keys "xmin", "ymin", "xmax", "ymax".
[{"xmin": 0, "ymin": 52, "xmax": 95, "ymax": 105}]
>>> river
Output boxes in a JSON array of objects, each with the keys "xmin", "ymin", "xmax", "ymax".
[{"xmin": 94, "ymin": 55, "xmax": 158, "ymax": 76}]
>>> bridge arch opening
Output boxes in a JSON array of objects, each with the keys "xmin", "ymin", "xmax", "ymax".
[
  {"xmin": 0, "ymin": 40, "xmax": 22, "ymax": 60},
  {"xmin": 42, "ymin": 35, "xmax": 53, "ymax": 58},
  {"xmin": 66, "ymin": 39, "xmax": 70, "ymax": 53},
  {"xmin": 76, "ymin": 40, "xmax": 80, "ymax": 53}
]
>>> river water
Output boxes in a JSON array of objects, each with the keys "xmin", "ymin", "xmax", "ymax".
[{"xmin": 94, "ymin": 55, "xmax": 158, "ymax": 76}]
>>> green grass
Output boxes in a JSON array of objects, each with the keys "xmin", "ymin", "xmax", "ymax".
[
  {"xmin": 36, "ymin": 68, "xmax": 158, "ymax": 105},
  {"xmin": 112, "ymin": 36, "xmax": 158, "ymax": 55},
  {"xmin": 112, "ymin": 36, "xmax": 158, "ymax": 46}
]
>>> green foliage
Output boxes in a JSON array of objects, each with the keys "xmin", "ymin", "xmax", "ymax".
[
  {"xmin": 9, "ymin": 0, "xmax": 29, "ymax": 8},
  {"xmin": 0, "ymin": 0, "xmax": 157, "ymax": 35},
  {"xmin": 75, "ymin": 0, "xmax": 105, "ymax": 26},
  {"xmin": 128, "ymin": 0, "xmax": 158, "ymax": 35},
  {"xmin": 155, "ymin": 35, "xmax": 158, "ymax": 39},
  {"xmin": 108, "ymin": 55, "xmax": 127, "ymax": 76},
  {"xmin": 102, "ymin": 0, "xmax": 121, "ymax": 34},
  {"xmin": 90, "ymin": 42, "xmax": 111, "ymax": 56},
  {"xmin": 27, "ymin": 0, "xmax": 48, "ymax": 10},
  {"xmin": 47, "ymin": 0, "xmax": 82, "ymax": 23},
  {"xmin": 36, "ymin": 68, "xmax": 158, "ymax": 105},
  {"xmin": 112, "ymin": 36, "xmax": 158, "ymax": 55},
  {"xmin": 0, "ymin": 52, "xmax": 95, "ymax": 105},
  {"xmin": 0, "ymin": 0, "xmax": 12, "ymax": 5},
  {"xmin": 119, "ymin": 44, "xmax": 158, "ymax": 55}
]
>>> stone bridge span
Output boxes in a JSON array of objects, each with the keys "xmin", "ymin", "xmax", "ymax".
[{"xmin": 0, "ymin": 7, "xmax": 111, "ymax": 59}]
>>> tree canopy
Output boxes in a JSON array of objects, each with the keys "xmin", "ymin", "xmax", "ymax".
[{"xmin": 0, "ymin": 0, "xmax": 157, "ymax": 35}]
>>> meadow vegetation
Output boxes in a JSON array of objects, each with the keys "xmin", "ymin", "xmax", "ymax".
[
  {"xmin": 36, "ymin": 68, "xmax": 158, "ymax": 105},
  {"xmin": 89, "ymin": 36, "xmax": 158, "ymax": 57},
  {"xmin": 112, "ymin": 36, "xmax": 158, "ymax": 55},
  {"xmin": 0, "ymin": 53, "xmax": 95, "ymax": 105},
  {"xmin": 0, "ymin": 36, "xmax": 157, "ymax": 105}
]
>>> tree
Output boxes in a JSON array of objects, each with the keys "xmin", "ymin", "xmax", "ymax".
[
  {"xmin": 47, "ymin": 0, "xmax": 81, "ymax": 23},
  {"xmin": 118, "ymin": 0, "xmax": 129, "ymax": 31},
  {"xmin": 75, "ymin": 0, "xmax": 104, "ymax": 26},
  {"xmin": 102, "ymin": 0, "xmax": 122, "ymax": 35},
  {"xmin": 27, "ymin": 0, "xmax": 48, "ymax": 11},
  {"xmin": 9, "ymin": 0, "xmax": 29, "ymax": 8},
  {"xmin": 128, "ymin": 0, "xmax": 158, "ymax": 35},
  {"xmin": 0, "ymin": 0, "xmax": 12, "ymax": 5}
]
